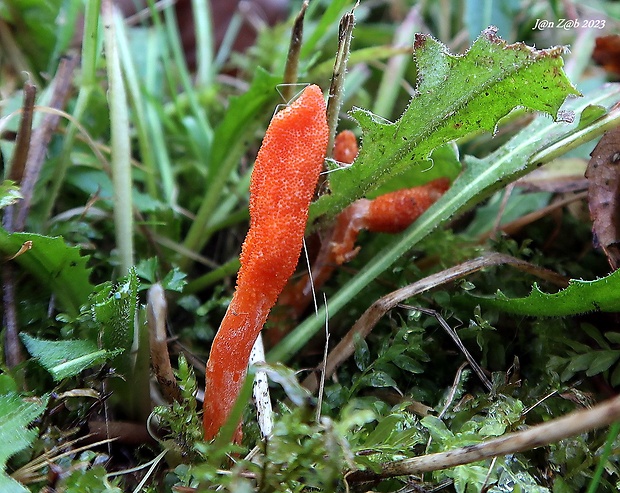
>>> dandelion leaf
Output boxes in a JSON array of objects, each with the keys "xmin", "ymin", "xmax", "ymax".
[
  {"xmin": 481, "ymin": 268, "xmax": 620, "ymax": 316},
  {"xmin": 312, "ymin": 27, "xmax": 579, "ymax": 219}
]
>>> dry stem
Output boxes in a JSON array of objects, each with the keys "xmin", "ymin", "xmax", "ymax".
[{"xmin": 347, "ymin": 393, "xmax": 620, "ymax": 482}]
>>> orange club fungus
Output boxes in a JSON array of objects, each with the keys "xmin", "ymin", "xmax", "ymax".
[{"xmin": 203, "ymin": 84, "xmax": 329, "ymax": 441}]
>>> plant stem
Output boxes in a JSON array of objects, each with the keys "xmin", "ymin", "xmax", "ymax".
[
  {"xmin": 102, "ymin": 0, "xmax": 134, "ymax": 274},
  {"xmin": 281, "ymin": 1, "xmax": 308, "ymax": 102}
]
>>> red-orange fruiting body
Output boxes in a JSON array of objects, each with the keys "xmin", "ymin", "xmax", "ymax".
[
  {"xmin": 364, "ymin": 177, "xmax": 451, "ymax": 233},
  {"xmin": 203, "ymin": 85, "xmax": 329, "ymax": 441},
  {"xmin": 333, "ymin": 129, "xmax": 359, "ymax": 164}
]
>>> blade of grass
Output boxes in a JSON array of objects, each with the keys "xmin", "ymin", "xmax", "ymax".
[
  {"xmin": 179, "ymin": 70, "xmax": 280, "ymax": 270},
  {"xmin": 162, "ymin": 2, "xmax": 212, "ymax": 162},
  {"xmin": 183, "ymin": 256, "xmax": 240, "ymax": 295},
  {"xmin": 146, "ymin": 0, "xmax": 178, "ymax": 110},
  {"xmin": 114, "ymin": 14, "xmax": 158, "ymax": 200},
  {"xmin": 213, "ymin": 9, "xmax": 243, "ymax": 71},
  {"xmin": 371, "ymin": 6, "xmax": 419, "ymax": 118},
  {"xmin": 144, "ymin": 29, "xmax": 176, "ymax": 205},
  {"xmin": 102, "ymin": 0, "xmax": 134, "ymax": 274},
  {"xmin": 192, "ymin": 0, "xmax": 214, "ymax": 87},
  {"xmin": 586, "ymin": 421, "xmax": 620, "ymax": 493}
]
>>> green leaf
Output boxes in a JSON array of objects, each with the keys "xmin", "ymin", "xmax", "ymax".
[
  {"xmin": 586, "ymin": 350, "xmax": 620, "ymax": 376},
  {"xmin": 93, "ymin": 267, "xmax": 139, "ymax": 356},
  {"xmin": 253, "ymin": 363, "xmax": 315, "ymax": 408},
  {"xmin": 181, "ymin": 68, "xmax": 281, "ymax": 260},
  {"xmin": 358, "ymin": 370, "xmax": 400, "ymax": 391},
  {"xmin": 209, "ymin": 68, "xmax": 280, "ymax": 175},
  {"xmin": 354, "ymin": 337, "xmax": 370, "ymax": 371},
  {"xmin": 495, "ymin": 457, "xmax": 551, "ymax": 493},
  {"xmin": 60, "ymin": 466, "xmax": 123, "ymax": 493},
  {"xmin": 362, "ymin": 412, "xmax": 422, "ymax": 452},
  {"xmin": 0, "ymin": 230, "xmax": 93, "ymax": 316},
  {"xmin": 311, "ymin": 27, "xmax": 579, "ymax": 219},
  {"xmin": 479, "ymin": 268, "xmax": 620, "ymax": 316},
  {"xmin": 0, "ymin": 1, "xmax": 59, "ymax": 73},
  {"xmin": 605, "ymin": 332, "xmax": 620, "ymax": 344},
  {"xmin": 20, "ymin": 334, "xmax": 120, "ymax": 381},
  {"xmin": 162, "ymin": 267, "xmax": 187, "ymax": 292},
  {"xmin": 420, "ymin": 415, "xmax": 454, "ymax": 442},
  {"xmin": 392, "ymin": 354, "xmax": 425, "ymax": 374},
  {"xmin": 362, "ymin": 415, "xmax": 401, "ymax": 448},
  {"xmin": 451, "ymin": 464, "xmax": 493, "ymax": 493},
  {"xmin": 465, "ymin": 188, "xmax": 551, "ymax": 237},
  {"xmin": 0, "ymin": 393, "xmax": 48, "ymax": 493},
  {"xmin": 0, "ymin": 180, "xmax": 21, "ymax": 209}
]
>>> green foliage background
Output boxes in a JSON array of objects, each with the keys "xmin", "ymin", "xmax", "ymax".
[{"xmin": 1, "ymin": 0, "xmax": 620, "ymax": 491}]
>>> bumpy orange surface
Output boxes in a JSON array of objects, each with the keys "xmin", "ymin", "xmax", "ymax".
[
  {"xmin": 364, "ymin": 178, "xmax": 451, "ymax": 233},
  {"xmin": 203, "ymin": 85, "xmax": 328, "ymax": 441},
  {"xmin": 333, "ymin": 129, "xmax": 359, "ymax": 164}
]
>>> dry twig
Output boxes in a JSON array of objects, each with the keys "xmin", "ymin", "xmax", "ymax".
[{"xmin": 347, "ymin": 393, "xmax": 620, "ymax": 482}]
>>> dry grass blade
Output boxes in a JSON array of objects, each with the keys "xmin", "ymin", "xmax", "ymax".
[
  {"xmin": 281, "ymin": 0, "xmax": 308, "ymax": 102},
  {"xmin": 2, "ymin": 262, "xmax": 22, "ymax": 368},
  {"xmin": 325, "ymin": 3, "xmax": 356, "ymax": 159},
  {"xmin": 478, "ymin": 190, "xmax": 588, "ymax": 241},
  {"xmin": 12, "ymin": 435, "xmax": 116, "ymax": 485},
  {"xmin": 15, "ymin": 54, "xmax": 78, "ymax": 231},
  {"xmin": 347, "ymin": 393, "xmax": 620, "ymax": 482},
  {"xmin": 3, "ymin": 82, "xmax": 36, "ymax": 369},
  {"xmin": 8, "ymin": 82, "xmax": 35, "ymax": 184},
  {"xmin": 302, "ymin": 252, "xmax": 569, "ymax": 393},
  {"xmin": 147, "ymin": 283, "xmax": 182, "ymax": 403}
]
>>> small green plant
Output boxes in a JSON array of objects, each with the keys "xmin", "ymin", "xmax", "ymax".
[
  {"xmin": 152, "ymin": 354, "xmax": 203, "ymax": 462},
  {"xmin": 2, "ymin": 1, "xmax": 620, "ymax": 491}
]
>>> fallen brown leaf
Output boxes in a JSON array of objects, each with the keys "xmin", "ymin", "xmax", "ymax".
[{"xmin": 585, "ymin": 123, "xmax": 620, "ymax": 269}]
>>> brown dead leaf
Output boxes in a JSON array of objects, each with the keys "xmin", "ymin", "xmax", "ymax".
[
  {"xmin": 585, "ymin": 124, "xmax": 620, "ymax": 269},
  {"xmin": 6, "ymin": 240, "xmax": 32, "ymax": 261},
  {"xmin": 593, "ymin": 35, "xmax": 620, "ymax": 77}
]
